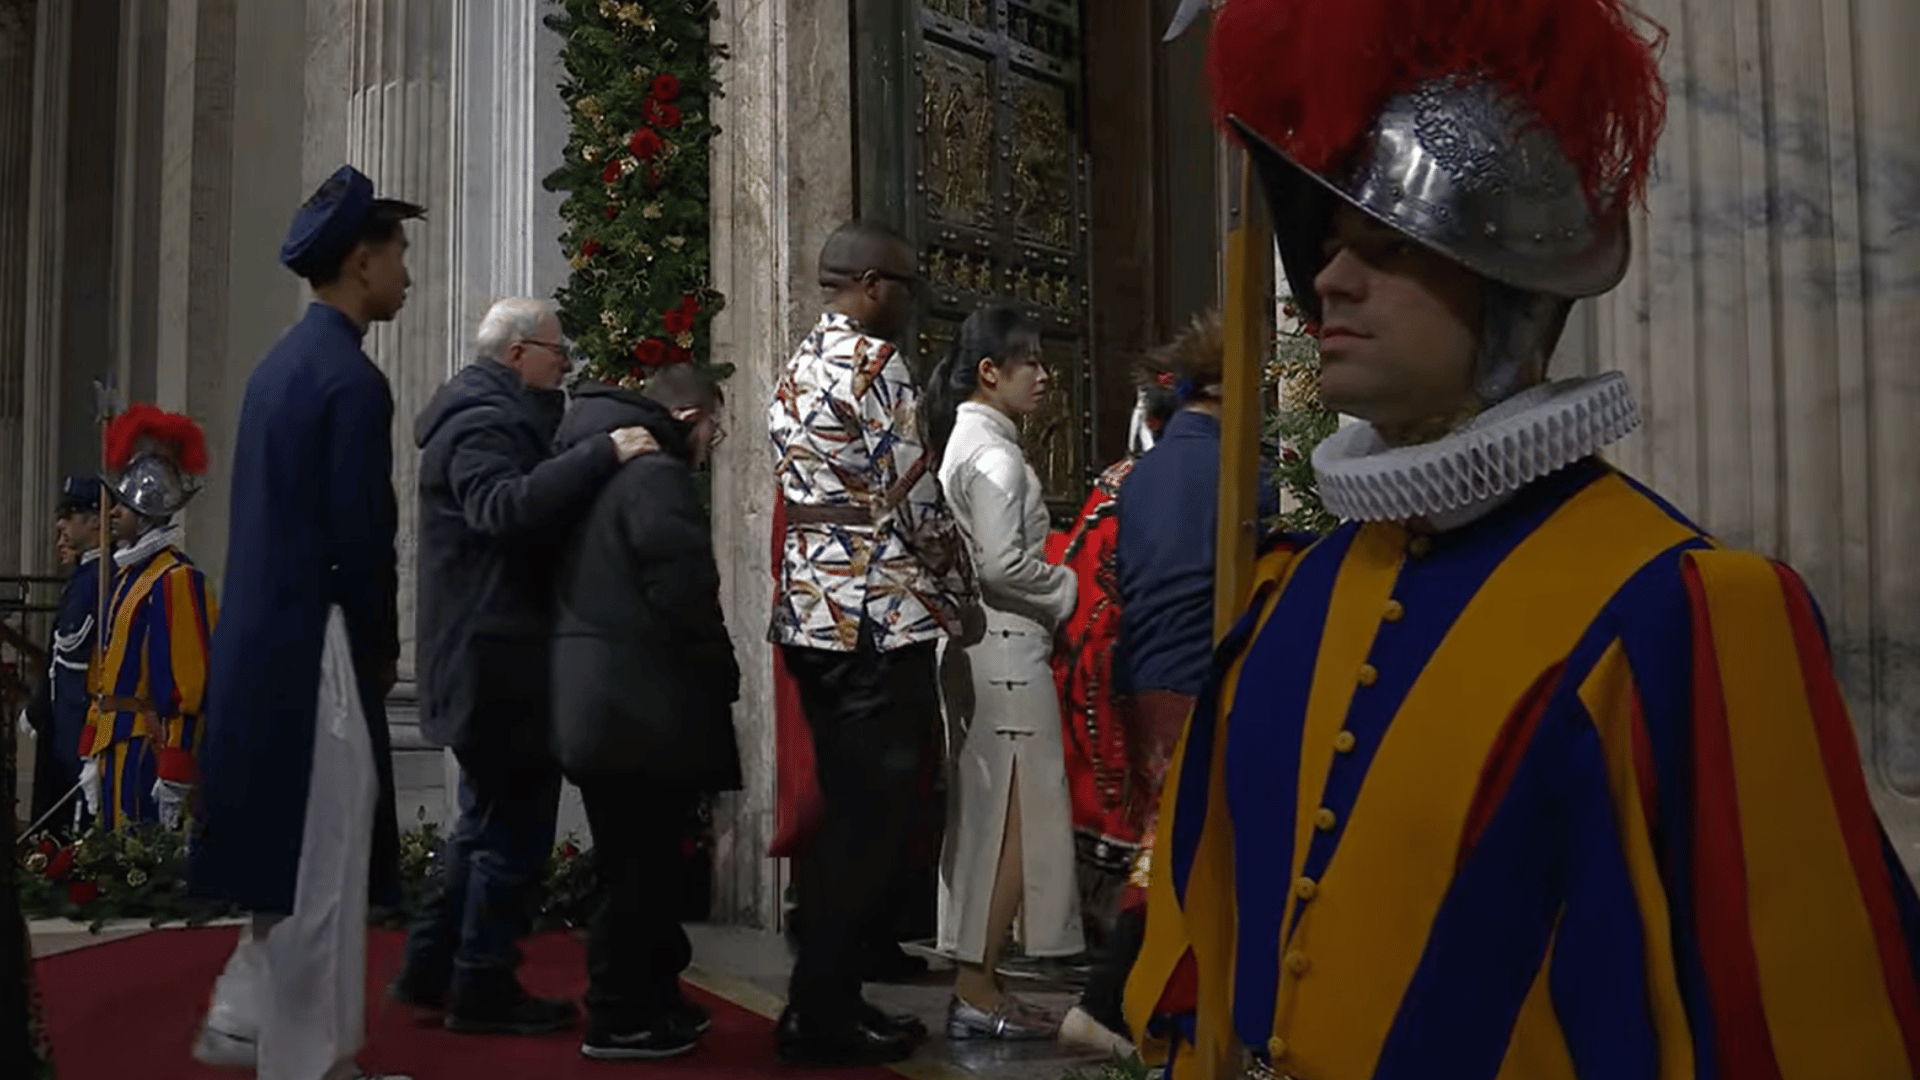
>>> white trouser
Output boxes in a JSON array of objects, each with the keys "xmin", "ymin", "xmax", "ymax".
[{"xmin": 203, "ymin": 606, "xmax": 378, "ymax": 1080}]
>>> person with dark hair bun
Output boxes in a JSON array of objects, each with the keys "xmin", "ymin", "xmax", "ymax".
[{"xmin": 928, "ymin": 306, "xmax": 1080, "ymax": 1040}]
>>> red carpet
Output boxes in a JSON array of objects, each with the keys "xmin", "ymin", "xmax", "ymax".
[{"xmin": 36, "ymin": 927, "xmax": 895, "ymax": 1080}]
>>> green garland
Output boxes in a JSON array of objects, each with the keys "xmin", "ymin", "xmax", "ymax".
[
  {"xmin": 1264, "ymin": 296, "xmax": 1340, "ymax": 535},
  {"xmin": 544, "ymin": 0, "xmax": 730, "ymax": 387}
]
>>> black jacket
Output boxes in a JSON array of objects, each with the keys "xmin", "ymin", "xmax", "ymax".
[
  {"xmin": 550, "ymin": 382, "xmax": 741, "ymax": 789},
  {"xmin": 414, "ymin": 359, "xmax": 622, "ymax": 754}
]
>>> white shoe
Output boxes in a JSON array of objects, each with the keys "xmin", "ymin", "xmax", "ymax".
[
  {"xmin": 191, "ymin": 1025, "xmax": 258, "ymax": 1069},
  {"xmin": 1057, "ymin": 1005, "xmax": 1136, "ymax": 1057}
]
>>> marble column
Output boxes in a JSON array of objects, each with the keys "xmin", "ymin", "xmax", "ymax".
[
  {"xmin": 18, "ymin": 0, "xmax": 71, "ymax": 578},
  {"xmin": 1567, "ymin": 0, "xmax": 1920, "ymax": 856},
  {"xmin": 707, "ymin": 0, "xmax": 856, "ymax": 929},
  {"xmin": 342, "ymin": 0, "xmax": 455, "ymax": 681},
  {"xmin": 0, "ymin": 0, "xmax": 36, "ymax": 577}
]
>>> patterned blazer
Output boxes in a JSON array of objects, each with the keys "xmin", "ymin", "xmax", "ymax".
[{"xmin": 768, "ymin": 312, "xmax": 975, "ymax": 652}]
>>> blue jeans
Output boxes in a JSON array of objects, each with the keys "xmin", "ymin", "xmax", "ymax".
[{"xmin": 402, "ymin": 749, "xmax": 562, "ymax": 990}]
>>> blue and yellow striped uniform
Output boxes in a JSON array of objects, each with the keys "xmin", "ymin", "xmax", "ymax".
[
  {"xmin": 1127, "ymin": 457, "xmax": 1920, "ymax": 1080},
  {"xmin": 77, "ymin": 545, "xmax": 217, "ymax": 829}
]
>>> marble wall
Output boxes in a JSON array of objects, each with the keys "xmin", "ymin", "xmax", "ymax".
[{"xmin": 704, "ymin": 0, "xmax": 856, "ymax": 929}]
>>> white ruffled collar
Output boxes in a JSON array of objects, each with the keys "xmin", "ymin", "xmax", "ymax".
[
  {"xmin": 1312, "ymin": 372, "xmax": 1639, "ymax": 530},
  {"xmin": 115, "ymin": 525, "xmax": 184, "ymax": 569}
]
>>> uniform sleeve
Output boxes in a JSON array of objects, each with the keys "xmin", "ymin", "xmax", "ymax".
[
  {"xmin": 952, "ymin": 445, "xmax": 1076, "ymax": 628},
  {"xmin": 444, "ymin": 410, "xmax": 619, "ymax": 539},
  {"xmin": 147, "ymin": 565, "xmax": 216, "ymax": 784},
  {"xmin": 1656, "ymin": 549, "xmax": 1920, "ymax": 1078},
  {"xmin": 1125, "ymin": 545, "xmax": 1301, "ymax": 1080},
  {"xmin": 327, "ymin": 372, "xmax": 401, "ymax": 669}
]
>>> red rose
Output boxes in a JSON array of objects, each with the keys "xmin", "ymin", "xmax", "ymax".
[
  {"xmin": 1305, "ymin": 321, "xmax": 1323, "ymax": 338},
  {"xmin": 678, "ymin": 293, "xmax": 699, "ymax": 317},
  {"xmin": 628, "ymin": 365, "xmax": 646, "ymax": 381},
  {"xmin": 35, "ymin": 837, "xmax": 55, "ymax": 857},
  {"xmin": 647, "ymin": 102, "xmax": 681, "ymax": 129},
  {"xmin": 646, "ymin": 166, "xmax": 663, "ymax": 187},
  {"xmin": 44, "ymin": 847, "xmax": 74, "ymax": 880},
  {"xmin": 561, "ymin": 841, "xmax": 579, "ymax": 860},
  {"xmin": 601, "ymin": 159, "xmax": 621, "ymax": 185},
  {"xmin": 651, "ymin": 74, "xmax": 681, "ymax": 101},
  {"xmin": 1281, "ymin": 447, "xmax": 1301, "ymax": 464},
  {"xmin": 67, "ymin": 880, "xmax": 98, "ymax": 906},
  {"xmin": 633, "ymin": 338, "xmax": 668, "ymax": 367},
  {"xmin": 668, "ymin": 346, "xmax": 693, "ymax": 365},
  {"xmin": 627, "ymin": 127, "xmax": 664, "ymax": 160},
  {"xmin": 581, "ymin": 238, "xmax": 602, "ymax": 258},
  {"xmin": 604, "ymin": 204, "xmax": 620, "ymax": 221},
  {"xmin": 663, "ymin": 308, "xmax": 693, "ymax": 335},
  {"xmin": 1282, "ymin": 303, "xmax": 1298, "ymax": 319}
]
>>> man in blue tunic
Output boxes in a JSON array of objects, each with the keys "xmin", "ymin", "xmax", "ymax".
[
  {"xmin": 20, "ymin": 475, "xmax": 103, "ymax": 835},
  {"xmin": 189, "ymin": 164, "xmax": 419, "ymax": 1080}
]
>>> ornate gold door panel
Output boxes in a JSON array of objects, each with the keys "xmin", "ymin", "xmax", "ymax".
[{"xmin": 856, "ymin": 0, "xmax": 1094, "ymax": 516}]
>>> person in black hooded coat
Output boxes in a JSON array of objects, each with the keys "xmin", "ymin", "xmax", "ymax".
[{"xmin": 550, "ymin": 365, "xmax": 742, "ymax": 1060}]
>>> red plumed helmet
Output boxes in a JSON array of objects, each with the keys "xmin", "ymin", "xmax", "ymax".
[
  {"xmin": 1208, "ymin": 0, "xmax": 1669, "ymax": 320},
  {"xmin": 105, "ymin": 404, "xmax": 208, "ymax": 474},
  {"xmin": 103, "ymin": 404, "xmax": 208, "ymax": 518}
]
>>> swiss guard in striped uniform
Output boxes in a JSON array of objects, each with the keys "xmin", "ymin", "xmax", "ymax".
[
  {"xmin": 77, "ymin": 403, "xmax": 216, "ymax": 831},
  {"xmin": 1127, "ymin": 1, "xmax": 1920, "ymax": 1079}
]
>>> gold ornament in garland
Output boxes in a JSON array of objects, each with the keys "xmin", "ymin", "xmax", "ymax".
[{"xmin": 548, "ymin": 0, "xmax": 729, "ymax": 387}]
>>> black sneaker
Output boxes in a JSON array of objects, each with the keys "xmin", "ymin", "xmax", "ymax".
[
  {"xmin": 580, "ymin": 1016, "xmax": 699, "ymax": 1061},
  {"xmin": 445, "ymin": 985, "xmax": 579, "ymax": 1035}
]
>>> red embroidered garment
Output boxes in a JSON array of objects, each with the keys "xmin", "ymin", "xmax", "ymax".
[{"xmin": 1049, "ymin": 458, "xmax": 1142, "ymax": 876}]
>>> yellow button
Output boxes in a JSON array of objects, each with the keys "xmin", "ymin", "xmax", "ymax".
[
  {"xmin": 1285, "ymin": 950, "xmax": 1312, "ymax": 975},
  {"xmin": 1268, "ymin": 1036, "xmax": 1288, "ymax": 1060},
  {"xmin": 1357, "ymin": 663, "xmax": 1378, "ymax": 687},
  {"xmin": 1314, "ymin": 807, "xmax": 1338, "ymax": 832},
  {"xmin": 1294, "ymin": 876, "xmax": 1318, "ymax": 901},
  {"xmin": 1333, "ymin": 730, "xmax": 1357, "ymax": 753},
  {"xmin": 1383, "ymin": 599, "xmax": 1404, "ymax": 622},
  {"xmin": 1408, "ymin": 535, "xmax": 1433, "ymax": 558}
]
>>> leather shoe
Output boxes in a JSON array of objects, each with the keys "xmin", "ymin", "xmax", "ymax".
[
  {"xmin": 861, "ymin": 1002, "xmax": 927, "ymax": 1042},
  {"xmin": 775, "ymin": 1007, "xmax": 915, "ymax": 1067}
]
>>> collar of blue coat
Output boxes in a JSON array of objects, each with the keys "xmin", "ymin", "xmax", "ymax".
[
  {"xmin": 308, "ymin": 301, "xmax": 368, "ymax": 342},
  {"xmin": 1311, "ymin": 372, "xmax": 1639, "ymax": 529}
]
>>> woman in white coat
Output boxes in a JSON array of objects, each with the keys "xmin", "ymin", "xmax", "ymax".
[{"xmin": 925, "ymin": 306, "xmax": 1080, "ymax": 1040}]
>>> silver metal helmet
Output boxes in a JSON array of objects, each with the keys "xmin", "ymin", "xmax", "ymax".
[
  {"xmin": 104, "ymin": 453, "xmax": 200, "ymax": 520},
  {"xmin": 1237, "ymin": 77, "xmax": 1632, "ymax": 404}
]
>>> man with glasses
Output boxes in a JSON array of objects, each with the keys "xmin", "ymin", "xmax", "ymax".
[
  {"xmin": 393, "ymin": 296, "xmax": 656, "ymax": 1035},
  {"xmin": 769, "ymin": 220, "xmax": 980, "ymax": 1066}
]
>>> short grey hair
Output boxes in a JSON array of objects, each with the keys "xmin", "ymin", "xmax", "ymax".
[{"xmin": 475, "ymin": 297, "xmax": 554, "ymax": 361}]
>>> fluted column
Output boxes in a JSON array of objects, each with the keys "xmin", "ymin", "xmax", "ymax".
[
  {"xmin": 18, "ymin": 0, "xmax": 71, "ymax": 578},
  {"xmin": 345, "ymin": 0, "xmax": 455, "ymax": 681},
  {"xmin": 0, "ymin": 0, "xmax": 36, "ymax": 577},
  {"xmin": 1571, "ymin": 0, "xmax": 1920, "ymax": 837}
]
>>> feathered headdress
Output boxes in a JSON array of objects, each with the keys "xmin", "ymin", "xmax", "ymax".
[
  {"xmin": 1209, "ymin": 0, "xmax": 1668, "ymax": 221},
  {"xmin": 105, "ymin": 403, "xmax": 209, "ymax": 476}
]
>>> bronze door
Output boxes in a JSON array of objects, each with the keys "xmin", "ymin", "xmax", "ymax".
[{"xmin": 862, "ymin": 0, "xmax": 1094, "ymax": 515}]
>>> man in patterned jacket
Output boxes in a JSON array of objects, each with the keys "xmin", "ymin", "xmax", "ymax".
[{"xmin": 768, "ymin": 220, "xmax": 979, "ymax": 1067}]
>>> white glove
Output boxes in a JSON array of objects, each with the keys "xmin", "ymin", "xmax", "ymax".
[
  {"xmin": 153, "ymin": 777, "xmax": 193, "ymax": 830},
  {"xmin": 17, "ymin": 709, "xmax": 33, "ymax": 740},
  {"xmin": 78, "ymin": 756, "xmax": 103, "ymax": 819}
]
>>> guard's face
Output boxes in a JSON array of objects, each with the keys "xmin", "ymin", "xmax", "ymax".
[
  {"xmin": 359, "ymin": 228, "xmax": 413, "ymax": 323},
  {"xmin": 1313, "ymin": 206, "xmax": 1484, "ymax": 437},
  {"xmin": 54, "ymin": 510, "xmax": 96, "ymax": 561},
  {"xmin": 108, "ymin": 503, "xmax": 144, "ymax": 545}
]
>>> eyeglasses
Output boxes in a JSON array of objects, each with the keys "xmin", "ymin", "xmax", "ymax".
[{"xmin": 518, "ymin": 339, "xmax": 574, "ymax": 363}]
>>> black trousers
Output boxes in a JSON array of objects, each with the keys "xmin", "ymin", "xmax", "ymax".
[
  {"xmin": 577, "ymin": 778, "xmax": 697, "ymax": 1024},
  {"xmin": 781, "ymin": 636, "xmax": 939, "ymax": 1026}
]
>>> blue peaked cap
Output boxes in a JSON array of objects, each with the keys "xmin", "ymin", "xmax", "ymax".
[
  {"xmin": 280, "ymin": 165, "xmax": 376, "ymax": 278},
  {"xmin": 57, "ymin": 474, "xmax": 100, "ymax": 514}
]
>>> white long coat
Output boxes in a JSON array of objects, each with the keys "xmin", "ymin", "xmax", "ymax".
[{"xmin": 935, "ymin": 402, "xmax": 1082, "ymax": 962}]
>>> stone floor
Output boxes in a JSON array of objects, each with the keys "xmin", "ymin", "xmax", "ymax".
[{"xmin": 682, "ymin": 925, "xmax": 1115, "ymax": 1080}]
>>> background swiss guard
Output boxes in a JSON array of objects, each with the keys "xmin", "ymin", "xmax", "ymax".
[
  {"xmin": 1129, "ymin": 1, "xmax": 1920, "ymax": 1079},
  {"xmin": 78, "ymin": 405, "xmax": 216, "ymax": 832},
  {"xmin": 21, "ymin": 476, "xmax": 104, "ymax": 835}
]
